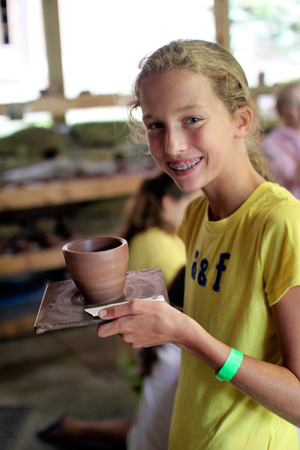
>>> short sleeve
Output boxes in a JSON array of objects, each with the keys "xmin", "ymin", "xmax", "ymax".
[
  {"xmin": 261, "ymin": 200, "xmax": 300, "ymax": 306},
  {"xmin": 129, "ymin": 229, "xmax": 186, "ymax": 289}
]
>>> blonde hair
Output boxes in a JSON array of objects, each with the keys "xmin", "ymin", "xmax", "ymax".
[{"xmin": 130, "ymin": 39, "xmax": 272, "ymax": 180}]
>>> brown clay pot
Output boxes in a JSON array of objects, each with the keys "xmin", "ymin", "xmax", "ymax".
[{"xmin": 62, "ymin": 236, "xmax": 128, "ymax": 304}]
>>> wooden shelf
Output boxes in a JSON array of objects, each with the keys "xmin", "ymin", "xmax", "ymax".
[
  {"xmin": 0, "ymin": 314, "xmax": 37, "ymax": 340},
  {"xmin": 0, "ymin": 171, "xmax": 158, "ymax": 276},
  {"xmin": 0, "ymin": 172, "xmax": 150, "ymax": 212},
  {"xmin": 0, "ymin": 246, "xmax": 65, "ymax": 276}
]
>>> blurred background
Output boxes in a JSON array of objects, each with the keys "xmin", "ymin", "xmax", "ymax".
[{"xmin": 0, "ymin": 1, "xmax": 299, "ymax": 449}]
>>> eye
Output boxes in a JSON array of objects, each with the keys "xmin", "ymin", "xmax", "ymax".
[
  {"xmin": 185, "ymin": 117, "xmax": 201, "ymax": 124},
  {"xmin": 147, "ymin": 121, "xmax": 165, "ymax": 130}
]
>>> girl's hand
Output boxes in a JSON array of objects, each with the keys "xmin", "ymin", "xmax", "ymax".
[{"xmin": 97, "ymin": 299, "xmax": 184, "ymax": 348}]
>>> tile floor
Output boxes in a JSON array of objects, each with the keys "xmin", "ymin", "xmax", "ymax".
[{"xmin": 0, "ymin": 321, "xmax": 137, "ymax": 450}]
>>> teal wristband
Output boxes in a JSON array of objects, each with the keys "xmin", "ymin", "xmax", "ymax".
[{"xmin": 215, "ymin": 348, "xmax": 244, "ymax": 382}]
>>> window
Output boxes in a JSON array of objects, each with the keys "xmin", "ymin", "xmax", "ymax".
[
  {"xmin": 230, "ymin": 0, "xmax": 300, "ymax": 87},
  {"xmin": 1, "ymin": 0, "xmax": 9, "ymax": 44},
  {"xmin": 58, "ymin": 0, "xmax": 215, "ymax": 98}
]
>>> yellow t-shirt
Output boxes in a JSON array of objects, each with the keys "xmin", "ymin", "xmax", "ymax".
[
  {"xmin": 169, "ymin": 182, "xmax": 300, "ymax": 449},
  {"xmin": 128, "ymin": 227, "xmax": 186, "ymax": 289}
]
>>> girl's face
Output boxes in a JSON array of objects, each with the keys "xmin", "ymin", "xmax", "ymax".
[{"xmin": 139, "ymin": 70, "xmax": 242, "ymax": 193}]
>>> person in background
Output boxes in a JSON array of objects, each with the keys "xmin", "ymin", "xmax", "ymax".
[
  {"xmin": 97, "ymin": 40, "xmax": 300, "ymax": 449},
  {"xmin": 122, "ymin": 171, "xmax": 192, "ymax": 288},
  {"xmin": 38, "ymin": 172, "xmax": 197, "ymax": 450},
  {"xmin": 261, "ymin": 80, "xmax": 300, "ymax": 198}
]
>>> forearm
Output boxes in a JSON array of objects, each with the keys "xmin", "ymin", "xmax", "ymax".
[
  {"xmin": 232, "ymin": 355, "xmax": 300, "ymax": 426},
  {"xmin": 174, "ymin": 313, "xmax": 300, "ymax": 427},
  {"xmin": 97, "ymin": 298, "xmax": 300, "ymax": 426}
]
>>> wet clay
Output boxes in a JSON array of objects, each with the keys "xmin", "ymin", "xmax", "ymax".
[{"xmin": 62, "ymin": 236, "xmax": 128, "ymax": 304}]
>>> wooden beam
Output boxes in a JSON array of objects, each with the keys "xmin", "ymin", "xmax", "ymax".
[
  {"xmin": 214, "ymin": 0, "xmax": 230, "ymax": 50},
  {"xmin": 41, "ymin": 0, "xmax": 64, "ymax": 98},
  {"xmin": 27, "ymin": 93, "xmax": 128, "ymax": 115}
]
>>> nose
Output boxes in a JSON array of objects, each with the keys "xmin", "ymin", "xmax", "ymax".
[{"xmin": 164, "ymin": 126, "xmax": 187, "ymax": 156}]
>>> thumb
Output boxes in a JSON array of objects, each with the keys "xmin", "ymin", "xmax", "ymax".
[
  {"xmin": 98, "ymin": 295, "xmax": 165, "ymax": 320},
  {"xmin": 98, "ymin": 301, "xmax": 131, "ymax": 320}
]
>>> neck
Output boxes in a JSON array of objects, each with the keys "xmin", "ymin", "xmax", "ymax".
[{"xmin": 203, "ymin": 158, "xmax": 265, "ymax": 222}]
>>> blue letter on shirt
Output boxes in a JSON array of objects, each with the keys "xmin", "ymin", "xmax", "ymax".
[
  {"xmin": 191, "ymin": 250, "xmax": 199, "ymax": 280},
  {"xmin": 198, "ymin": 258, "xmax": 209, "ymax": 287},
  {"xmin": 213, "ymin": 253, "xmax": 230, "ymax": 292}
]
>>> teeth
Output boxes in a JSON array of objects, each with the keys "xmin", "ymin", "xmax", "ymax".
[{"xmin": 170, "ymin": 159, "xmax": 200, "ymax": 171}]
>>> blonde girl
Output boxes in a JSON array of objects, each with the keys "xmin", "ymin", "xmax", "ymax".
[{"xmin": 97, "ymin": 40, "xmax": 300, "ymax": 449}]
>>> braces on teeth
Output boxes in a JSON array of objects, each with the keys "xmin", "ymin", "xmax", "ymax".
[{"xmin": 170, "ymin": 159, "xmax": 200, "ymax": 171}]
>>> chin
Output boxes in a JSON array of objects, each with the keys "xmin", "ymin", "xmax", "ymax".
[{"xmin": 172, "ymin": 176, "xmax": 200, "ymax": 193}]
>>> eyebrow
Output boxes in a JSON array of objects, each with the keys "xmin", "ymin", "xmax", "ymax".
[{"xmin": 143, "ymin": 104, "xmax": 203, "ymax": 121}]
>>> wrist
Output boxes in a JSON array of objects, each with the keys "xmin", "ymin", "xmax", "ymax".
[
  {"xmin": 173, "ymin": 313, "xmax": 210, "ymax": 357},
  {"xmin": 172, "ymin": 313, "xmax": 233, "ymax": 373},
  {"xmin": 215, "ymin": 347, "xmax": 244, "ymax": 382}
]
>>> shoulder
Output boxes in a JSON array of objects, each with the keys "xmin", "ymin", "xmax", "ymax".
[
  {"xmin": 261, "ymin": 127, "xmax": 290, "ymax": 152},
  {"xmin": 263, "ymin": 126, "xmax": 291, "ymax": 141},
  {"xmin": 131, "ymin": 227, "xmax": 182, "ymax": 248},
  {"xmin": 260, "ymin": 183, "xmax": 300, "ymax": 213},
  {"xmin": 133, "ymin": 227, "xmax": 170, "ymax": 241},
  {"xmin": 130, "ymin": 228, "xmax": 160, "ymax": 247},
  {"xmin": 253, "ymin": 183, "xmax": 300, "ymax": 230},
  {"xmin": 262, "ymin": 126, "xmax": 300, "ymax": 149}
]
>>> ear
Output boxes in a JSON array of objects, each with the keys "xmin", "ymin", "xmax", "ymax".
[{"xmin": 233, "ymin": 106, "xmax": 253, "ymax": 138}]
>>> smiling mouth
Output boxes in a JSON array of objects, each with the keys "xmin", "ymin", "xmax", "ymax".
[{"xmin": 168, "ymin": 158, "xmax": 202, "ymax": 171}]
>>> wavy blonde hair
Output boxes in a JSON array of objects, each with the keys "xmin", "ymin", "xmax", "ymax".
[{"xmin": 129, "ymin": 39, "xmax": 272, "ymax": 181}]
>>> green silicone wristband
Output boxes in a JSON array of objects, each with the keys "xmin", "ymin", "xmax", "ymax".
[{"xmin": 215, "ymin": 348, "xmax": 244, "ymax": 382}]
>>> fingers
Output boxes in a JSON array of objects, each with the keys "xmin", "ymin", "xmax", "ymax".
[
  {"xmin": 97, "ymin": 317, "xmax": 122, "ymax": 339},
  {"xmin": 96, "ymin": 299, "xmax": 175, "ymax": 346},
  {"xmin": 97, "ymin": 300, "xmax": 142, "ymax": 340},
  {"xmin": 98, "ymin": 296, "xmax": 165, "ymax": 320},
  {"xmin": 98, "ymin": 300, "xmax": 139, "ymax": 320}
]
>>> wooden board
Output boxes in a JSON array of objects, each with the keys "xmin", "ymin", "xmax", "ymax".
[{"xmin": 34, "ymin": 268, "xmax": 168, "ymax": 334}]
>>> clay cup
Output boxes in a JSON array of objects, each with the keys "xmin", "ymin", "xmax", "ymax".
[{"xmin": 62, "ymin": 236, "xmax": 128, "ymax": 304}]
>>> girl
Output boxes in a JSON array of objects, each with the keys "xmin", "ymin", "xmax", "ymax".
[
  {"xmin": 123, "ymin": 171, "xmax": 195, "ymax": 449},
  {"xmin": 38, "ymin": 172, "xmax": 194, "ymax": 450},
  {"xmin": 122, "ymin": 171, "xmax": 191, "ymax": 290},
  {"xmin": 97, "ymin": 40, "xmax": 300, "ymax": 449}
]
